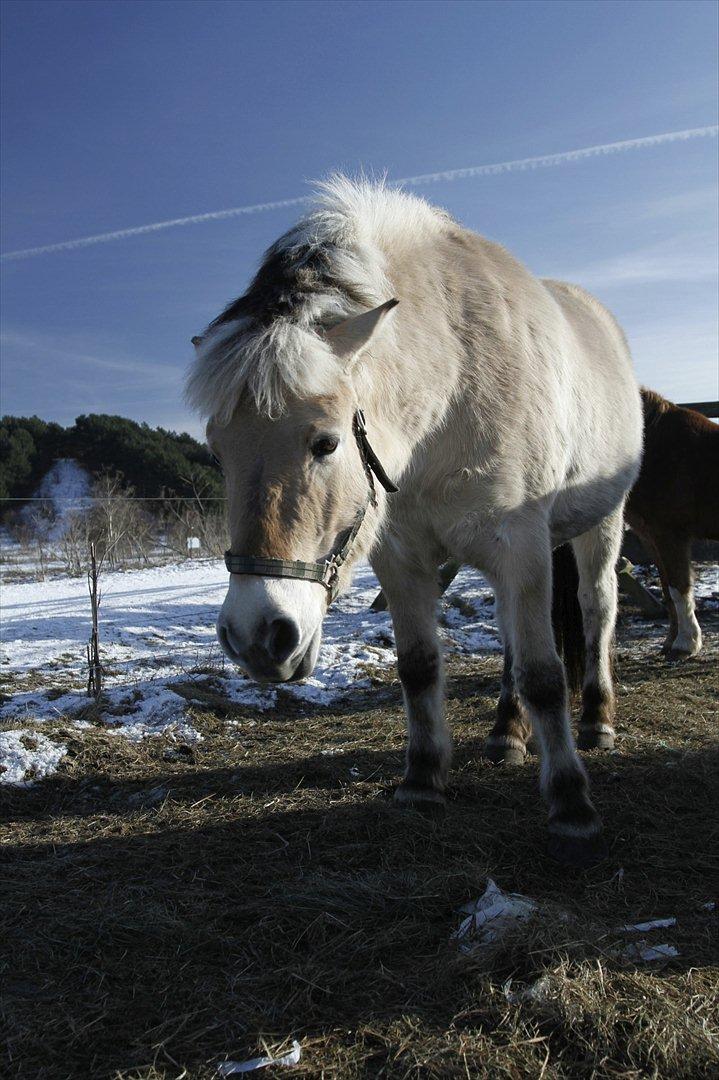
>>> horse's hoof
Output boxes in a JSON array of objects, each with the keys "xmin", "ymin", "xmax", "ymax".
[
  {"xmin": 547, "ymin": 829, "xmax": 608, "ymax": 868},
  {"xmin": 576, "ymin": 728, "xmax": 615, "ymax": 751},
  {"xmin": 666, "ymin": 646, "xmax": 697, "ymax": 663},
  {"xmin": 393, "ymin": 782, "xmax": 446, "ymax": 816},
  {"xmin": 483, "ymin": 738, "xmax": 527, "ymax": 766}
]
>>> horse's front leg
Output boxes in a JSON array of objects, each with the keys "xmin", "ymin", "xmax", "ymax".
[
  {"xmin": 499, "ymin": 542, "xmax": 604, "ymax": 865},
  {"xmin": 372, "ymin": 544, "xmax": 450, "ymax": 808}
]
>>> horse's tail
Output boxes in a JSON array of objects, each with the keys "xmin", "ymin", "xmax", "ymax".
[{"xmin": 551, "ymin": 544, "xmax": 584, "ymax": 693}]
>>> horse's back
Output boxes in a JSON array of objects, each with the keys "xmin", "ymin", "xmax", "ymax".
[
  {"xmin": 389, "ymin": 221, "xmax": 643, "ymax": 541},
  {"xmin": 540, "ymin": 279, "xmax": 643, "ymax": 502},
  {"xmin": 541, "ymin": 279, "xmax": 635, "ymax": 391}
]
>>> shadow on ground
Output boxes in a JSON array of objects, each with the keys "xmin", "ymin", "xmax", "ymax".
[
  {"xmin": 2, "ymin": 735, "xmax": 718, "ymax": 1079},
  {"xmin": 2, "ymin": 595, "xmax": 718, "ymax": 1078}
]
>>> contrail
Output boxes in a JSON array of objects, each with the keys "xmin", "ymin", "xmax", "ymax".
[
  {"xmin": 394, "ymin": 125, "xmax": 719, "ymax": 187},
  {"xmin": 2, "ymin": 125, "xmax": 717, "ymax": 262}
]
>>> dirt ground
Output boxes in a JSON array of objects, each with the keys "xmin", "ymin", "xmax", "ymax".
[{"xmin": 2, "ymin": 588, "xmax": 718, "ymax": 1079}]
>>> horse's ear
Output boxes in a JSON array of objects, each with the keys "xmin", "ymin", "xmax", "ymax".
[
  {"xmin": 191, "ymin": 335, "xmax": 203, "ymax": 350},
  {"xmin": 324, "ymin": 299, "xmax": 398, "ymax": 366}
]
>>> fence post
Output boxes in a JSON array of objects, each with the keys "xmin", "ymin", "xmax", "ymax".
[
  {"xmin": 616, "ymin": 556, "xmax": 665, "ymax": 616},
  {"xmin": 87, "ymin": 541, "xmax": 103, "ymax": 699}
]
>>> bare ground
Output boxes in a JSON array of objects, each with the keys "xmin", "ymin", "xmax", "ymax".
[{"xmin": 1, "ymin": 591, "xmax": 718, "ymax": 1079}]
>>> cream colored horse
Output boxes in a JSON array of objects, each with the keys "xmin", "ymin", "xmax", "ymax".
[{"xmin": 187, "ymin": 178, "xmax": 643, "ymax": 865}]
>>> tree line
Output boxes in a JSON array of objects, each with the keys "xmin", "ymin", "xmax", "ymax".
[{"xmin": 0, "ymin": 413, "xmax": 223, "ymax": 504}]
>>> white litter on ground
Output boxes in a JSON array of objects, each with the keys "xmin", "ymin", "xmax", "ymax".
[
  {"xmin": 622, "ymin": 942, "xmax": 679, "ymax": 963},
  {"xmin": 455, "ymin": 879, "xmax": 538, "ymax": 953},
  {"xmin": 618, "ymin": 917, "xmax": 677, "ymax": 933},
  {"xmin": 504, "ymin": 974, "xmax": 552, "ymax": 1006},
  {"xmin": 0, "ymin": 729, "xmax": 67, "ymax": 786},
  {"xmin": 217, "ymin": 1040, "xmax": 301, "ymax": 1074}
]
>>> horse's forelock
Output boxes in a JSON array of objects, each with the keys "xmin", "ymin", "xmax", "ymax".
[{"xmin": 186, "ymin": 317, "xmax": 343, "ymax": 424}]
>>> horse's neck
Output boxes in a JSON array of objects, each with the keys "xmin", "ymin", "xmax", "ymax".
[{"xmin": 362, "ymin": 344, "xmax": 458, "ymax": 481}]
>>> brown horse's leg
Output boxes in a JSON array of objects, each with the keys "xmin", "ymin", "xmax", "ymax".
[
  {"xmin": 653, "ymin": 531, "xmax": 702, "ymax": 659},
  {"xmin": 655, "ymin": 557, "xmax": 679, "ymax": 653},
  {"xmin": 484, "ymin": 644, "xmax": 532, "ymax": 764},
  {"xmin": 571, "ymin": 509, "xmax": 624, "ymax": 751},
  {"xmin": 635, "ymin": 529, "xmax": 678, "ymax": 651}
]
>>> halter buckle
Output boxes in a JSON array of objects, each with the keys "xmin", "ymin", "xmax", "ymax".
[{"xmin": 322, "ymin": 554, "xmax": 341, "ymax": 588}]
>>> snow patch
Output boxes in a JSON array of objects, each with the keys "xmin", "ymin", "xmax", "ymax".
[
  {"xmin": 105, "ymin": 686, "xmax": 203, "ymax": 743},
  {"xmin": 0, "ymin": 729, "xmax": 67, "ymax": 786},
  {"xmin": 20, "ymin": 459, "xmax": 92, "ymax": 540},
  {"xmin": 693, "ymin": 563, "xmax": 719, "ymax": 604}
]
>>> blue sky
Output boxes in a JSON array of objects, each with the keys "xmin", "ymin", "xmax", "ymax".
[{"xmin": 1, "ymin": 0, "xmax": 717, "ymax": 438}]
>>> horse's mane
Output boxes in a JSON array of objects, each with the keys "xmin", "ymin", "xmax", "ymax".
[
  {"xmin": 185, "ymin": 176, "xmax": 451, "ymax": 421},
  {"xmin": 640, "ymin": 387, "xmax": 673, "ymax": 428}
]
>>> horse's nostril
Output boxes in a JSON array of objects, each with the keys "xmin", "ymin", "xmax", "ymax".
[
  {"xmin": 218, "ymin": 622, "xmax": 244, "ymax": 661},
  {"xmin": 267, "ymin": 617, "xmax": 300, "ymax": 664}
]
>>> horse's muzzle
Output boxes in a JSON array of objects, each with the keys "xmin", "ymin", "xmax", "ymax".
[{"xmin": 217, "ymin": 615, "xmax": 319, "ymax": 683}]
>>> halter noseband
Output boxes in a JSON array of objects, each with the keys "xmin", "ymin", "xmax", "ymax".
[{"xmin": 224, "ymin": 409, "xmax": 398, "ymax": 604}]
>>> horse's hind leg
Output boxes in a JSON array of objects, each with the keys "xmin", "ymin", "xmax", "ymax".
[
  {"xmin": 636, "ymin": 530, "xmax": 678, "ymax": 651},
  {"xmin": 484, "ymin": 638, "xmax": 531, "ymax": 765},
  {"xmin": 373, "ymin": 544, "xmax": 451, "ymax": 809},
  {"xmin": 499, "ymin": 534, "xmax": 603, "ymax": 865},
  {"xmin": 571, "ymin": 509, "xmax": 623, "ymax": 751},
  {"xmin": 653, "ymin": 531, "xmax": 702, "ymax": 659}
]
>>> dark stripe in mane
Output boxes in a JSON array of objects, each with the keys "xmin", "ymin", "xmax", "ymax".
[{"xmin": 209, "ymin": 235, "xmax": 372, "ymax": 332}]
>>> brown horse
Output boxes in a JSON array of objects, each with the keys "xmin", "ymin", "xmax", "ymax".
[{"xmin": 625, "ymin": 390, "xmax": 719, "ymax": 658}]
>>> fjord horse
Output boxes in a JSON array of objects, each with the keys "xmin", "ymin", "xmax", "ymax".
[{"xmin": 187, "ymin": 178, "xmax": 642, "ymax": 864}]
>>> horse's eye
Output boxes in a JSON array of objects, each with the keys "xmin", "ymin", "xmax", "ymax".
[
  {"xmin": 312, "ymin": 436, "xmax": 339, "ymax": 457},
  {"xmin": 210, "ymin": 453, "xmax": 223, "ymax": 473}
]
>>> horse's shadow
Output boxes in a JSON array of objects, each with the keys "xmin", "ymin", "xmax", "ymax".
[
  {"xmin": 4, "ymin": 629, "xmax": 718, "ymax": 1079},
  {"xmin": 3, "ymin": 738, "xmax": 717, "ymax": 1078}
]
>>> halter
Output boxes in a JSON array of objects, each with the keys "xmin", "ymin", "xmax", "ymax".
[{"xmin": 224, "ymin": 409, "xmax": 398, "ymax": 604}]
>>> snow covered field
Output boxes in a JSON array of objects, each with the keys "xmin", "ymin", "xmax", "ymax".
[
  {"xmin": 2, "ymin": 552, "xmax": 716, "ymax": 786},
  {"xmin": 0, "ymin": 558, "xmax": 500, "ymax": 784}
]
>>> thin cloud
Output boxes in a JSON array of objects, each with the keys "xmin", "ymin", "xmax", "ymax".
[
  {"xmin": 0, "ymin": 329, "xmax": 180, "ymax": 381},
  {"xmin": 550, "ymin": 231, "xmax": 719, "ymax": 290},
  {"xmin": 640, "ymin": 185, "xmax": 719, "ymax": 220},
  {"xmin": 2, "ymin": 125, "xmax": 717, "ymax": 262}
]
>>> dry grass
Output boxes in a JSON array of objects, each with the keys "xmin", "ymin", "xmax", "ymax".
[{"xmin": 1, "ymin": 598, "xmax": 718, "ymax": 1079}]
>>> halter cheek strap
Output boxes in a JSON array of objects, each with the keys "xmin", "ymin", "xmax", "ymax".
[{"xmin": 224, "ymin": 409, "xmax": 398, "ymax": 603}]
